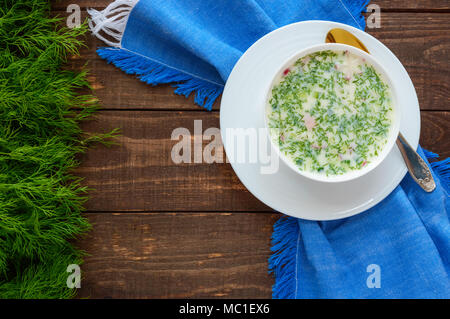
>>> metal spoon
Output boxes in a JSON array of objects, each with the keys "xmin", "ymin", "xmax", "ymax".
[{"xmin": 326, "ymin": 28, "xmax": 435, "ymax": 192}]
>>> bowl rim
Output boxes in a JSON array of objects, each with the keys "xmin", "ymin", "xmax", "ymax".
[{"xmin": 264, "ymin": 42, "xmax": 401, "ymax": 183}]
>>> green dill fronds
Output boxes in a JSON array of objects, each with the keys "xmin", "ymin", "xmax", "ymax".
[{"xmin": 0, "ymin": 0, "xmax": 115, "ymax": 298}]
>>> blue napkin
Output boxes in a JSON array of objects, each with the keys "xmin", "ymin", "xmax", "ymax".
[
  {"xmin": 89, "ymin": 0, "xmax": 450, "ymax": 298},
  {"xmin": 271, "ymin": 148, "xmax": 450, "ymax": 298},
  {"xmin": 88, "ymin": 0, "xmax": 368, "ymax": 110}
]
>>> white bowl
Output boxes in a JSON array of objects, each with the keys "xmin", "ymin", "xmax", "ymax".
[{"xmin": 264, "ymin": 43, "xmax": 401, "ymax": 183}]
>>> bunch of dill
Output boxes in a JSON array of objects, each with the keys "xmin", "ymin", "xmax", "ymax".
[{"xmin": 0, "ymin": 0, "xmax": 116, "ymax": 298}]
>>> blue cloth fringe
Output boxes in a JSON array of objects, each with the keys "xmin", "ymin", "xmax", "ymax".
[
  {"xmin": 97, "ymin": 47, "xmax": 223, "ymax": 111},
  {"xmin": 269, "ymin": 216, "xmax": 299, "ymax": 299},
  {"xmin": 269, "ymin": 149, "xmax": 450, "ymax": 299}
]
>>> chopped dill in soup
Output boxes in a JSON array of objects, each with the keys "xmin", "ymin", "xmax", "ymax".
[{"xmin": 266, "ymin": 50, "xmax": 393, "ymax": 176}]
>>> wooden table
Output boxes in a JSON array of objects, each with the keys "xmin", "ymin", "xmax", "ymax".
[{"xmin": 52, "ymin": 0, "xmax": 449, "ymax": 298}]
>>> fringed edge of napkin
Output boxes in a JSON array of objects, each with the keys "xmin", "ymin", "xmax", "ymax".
[
  {"xmin": 96, "ymin": 47, "xmax": 223, "ymax": 110},
  {"xmin": 88, "ymin": 0, "xmax": 223, "ymax": 111},
  {"xmin": 269, "ymin": 216, "xmax": 299, "ymax": 299},
  {"xmin": 269, "ymin": 149, "xmax": 449, "ymax": 299}
]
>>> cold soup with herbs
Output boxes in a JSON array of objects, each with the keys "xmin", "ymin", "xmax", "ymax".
[{"xmin": 266, "ymin": 49, "xmax": 394, "ymax": 176}]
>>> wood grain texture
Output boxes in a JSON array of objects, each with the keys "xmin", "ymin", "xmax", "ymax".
[
  {"xmin": 52, "ymin": 0, "xmax": 450, "ymax": 11},
  {"xmin": 366, "ymin": 13, "xmax": 450, "ymax": 112},
  {"xmin": 374, "ymin": 0, "xmax": 450, "ymax": 11},
  {"xmin": 77, "ymin": 111, "xmax": 270, "ymax": 212},
  {"xmin": 77, "ymin": 111, "xmax": 449, "ymax": 212},
  {"xmin": 77, "ymin": 212, "xmax": 277, "ymax": 298},
  {"xmin": 61, "ymin": 12, "xmax": 450, "ymax": 111},
  {"xmin": 421, "ymin": 112, "xmax": 450, "ymax": 158}
]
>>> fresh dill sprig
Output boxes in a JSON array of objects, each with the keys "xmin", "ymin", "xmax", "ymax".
[{"xmin": 0, "ymin": 0, "xmax": 118, "ymax": 298}]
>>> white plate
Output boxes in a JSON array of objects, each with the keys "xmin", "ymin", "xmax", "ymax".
[{"xmin": 220, "ymin": 20, "xmax": 420, "ymax": 221}]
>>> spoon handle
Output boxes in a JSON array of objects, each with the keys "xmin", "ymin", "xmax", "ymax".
[{"xmin": 396, "ymin": 133, "xmax": 436, "ymax": 192}]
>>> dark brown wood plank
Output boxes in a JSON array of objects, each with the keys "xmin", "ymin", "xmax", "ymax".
[
  {"xmin": 77, "ymin": 110, "xmax": 449, "ymax": 212},
  {"xmin": 77, "ymin": 212, "xmax": 277, "ymax": 298},
  {"xmin": 375, "ymin": 0, "xmax": 450, "ymax": 11},
  {"xmin": 421, "ymin": 111, "xmax": 450, "ymax": 159},
  {"xmin": 52, "ymin": 0, "xmax": 450, "ymax": 11},
  {"xmin": 60, "ymin": 12, "xmax": 450, "ymax": 111},
  {"xmin": 366, "ymin": 13, "xmax": 450, "ymax": 112}
]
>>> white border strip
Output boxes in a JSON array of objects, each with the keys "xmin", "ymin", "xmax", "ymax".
[{"xmin": 88, "ymin": 0, "xmax": 139, "ymax": 47}]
